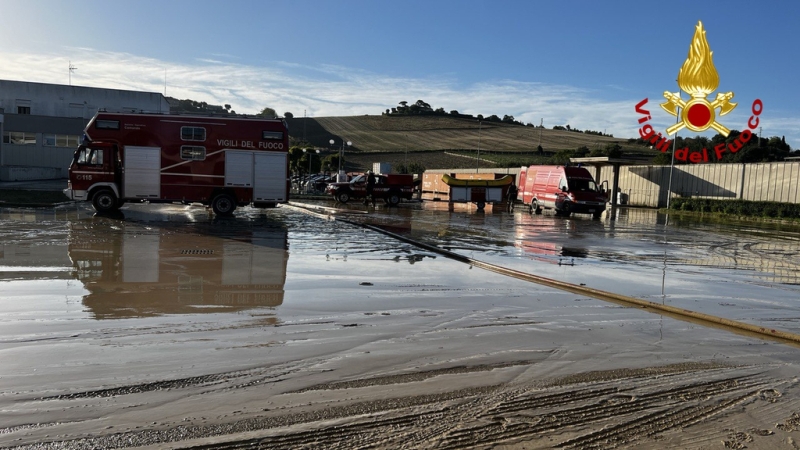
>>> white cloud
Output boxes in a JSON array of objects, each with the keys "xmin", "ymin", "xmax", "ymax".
[{"xmin": 1, "ymin": 48, "xmax": 797, "ymax": 149}]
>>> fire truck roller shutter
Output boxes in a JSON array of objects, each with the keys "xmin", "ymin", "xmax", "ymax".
[
  {"xmin": 254, "ymin": 152, "xmax": 288, "ymax": 202},
  {"xmin": 124, "ymin": 146, "xmax": 161, "ymax": 198}
]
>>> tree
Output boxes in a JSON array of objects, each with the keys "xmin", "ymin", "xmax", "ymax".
[
  {"xmin": 323, "ymin": 154, "xmax": 343, "ymax": 173},
  {"xmin": 537, "ymin": 145, "xmax": 544, "ymax": 154},
  {"xmin": 284, "ymin": 112, "xmax": 294, "ymax": 119},
  {"xmin": 502, "ymin": 115, "xmax": 515, "ymax": 124},
  {"xmin": 258, "ymin": 107, "xmax": 277, "ymax": 118},
  {"xmin": 652, "ymin": 152, "xmax": 672, "ymax": 165},
  {"xmin": 299, "ymin": 151, "xmax": 320, "ymax": 174},
  {"xmin": 414, "ymin": 99, "xmax": 432, "ymax": 111},
  {"xmin": 574, "ymin": 146, "xmax": 589, "ymax": 158},
  {"xmin": 552, "ymin": 149, "xmax": 575, "ymax": 165},
  {"xmin": 408, "ymin": 162, "xmax": 426, "ymax": 173},
  {"xmin": 288, "ymin": 146, "xmax": 305, "ymax": 174},
  {"xmin": 605, "ymin": 143, "xmax": 623, "ymax": 158}
]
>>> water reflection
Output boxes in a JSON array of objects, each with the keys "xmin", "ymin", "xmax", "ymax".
[
  {"xmin": 68, "ymin": 218, "xmax": 289, "ymax": 319},
  {"xmin": 512, "ymin": 214, "xmax": 591, "ymax": 265}
]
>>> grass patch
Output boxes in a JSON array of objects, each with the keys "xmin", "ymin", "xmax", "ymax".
[
  {"xmin": 666, "ymin": 198, "xmax": 800, "ymax": 223},
  {"xmin": 0, "ymin": 189, "xmax": 70, "ymax": 206}
]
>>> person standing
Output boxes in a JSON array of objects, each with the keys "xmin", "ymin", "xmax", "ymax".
[
  {"xmin": 507, "ymin": 183, "xmax": 518, "ymax": 212},
  {"xmin": 365, "ymin": 170, "xmax": 376, "ymax": 206}
]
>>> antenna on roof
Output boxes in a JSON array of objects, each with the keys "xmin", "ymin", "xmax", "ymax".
[{"xmin": 69, "ymin": 61, "xmax": 78, "ymax": 86}]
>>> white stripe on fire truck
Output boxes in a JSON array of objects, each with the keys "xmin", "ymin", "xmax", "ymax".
[{"xmin": 160, "ymin": 149, "xmax": 227, "ymax": 171}]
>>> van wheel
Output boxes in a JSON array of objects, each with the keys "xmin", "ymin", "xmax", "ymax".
[
  {"xmin": 92, "ymin": 189, "xmax": 120, "ymax": 214},
  {"xmin": 531, "ymin": 200, "xmax": 542, "ymax": 214},
  {"xmin": 561, "ymin": 202, "xmax": 572, "ymax": 217},
  {"xmin": 593, "ymin": 211, "xmax": 603, "ymax": 219},
  {"xmin": 211, "ymin": 194, "xmax": 236, "ymax": 216},
  {"xmin": 476, "ymin": 201, "xmax": 486, "ymax": 210}
]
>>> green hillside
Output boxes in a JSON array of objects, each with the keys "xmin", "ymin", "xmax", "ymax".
[{"xmin": 286, "ymin": 115, "xmax": 653, "ymax": 171}]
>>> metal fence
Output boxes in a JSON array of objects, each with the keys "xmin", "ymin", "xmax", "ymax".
[{"xmin": 599, "ymin": 162, "xmax": 800, "ymax": 208}]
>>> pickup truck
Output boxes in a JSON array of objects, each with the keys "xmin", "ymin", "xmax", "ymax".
[{"xmin": 325, "ymin": 174, "xmax": 416, "ymax": 206}]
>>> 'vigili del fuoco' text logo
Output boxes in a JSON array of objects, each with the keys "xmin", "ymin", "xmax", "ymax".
[{"xmin": 635, "ymin": 21, "xmax": 763, "ymax": 164}]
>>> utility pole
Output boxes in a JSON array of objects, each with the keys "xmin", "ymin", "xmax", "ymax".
[
  {"xmin": 69, "ymin": 61, "xmax": 77, "ymax": 86},
  {"xmin": 405, "ymin": 133, "xmax": 408, "ymax": 168},
  {"xmin": 538, "ymin": 118, "xmax": 543, "ymax": 147},
  {"xmin": 476, "ymin": 121, "xmax": 482, "ymax": 173}
]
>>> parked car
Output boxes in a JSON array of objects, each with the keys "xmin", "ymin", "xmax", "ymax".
[
  {"xmin": 325, "ymin": 174, "xmax": 416, "ymax": 206},
  {"xmin": 313, "ymin": 174, "xmax": 336, "ymax": 192}
]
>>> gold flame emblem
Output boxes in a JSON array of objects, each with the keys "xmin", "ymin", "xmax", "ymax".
[{"xmin": 661, "ymin": 21, "xmax": 737, "ymax": 136}]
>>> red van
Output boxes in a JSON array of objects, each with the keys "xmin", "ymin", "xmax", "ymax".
[{"xmin": 517, "ymin": 165, "xmax": 608, "ymax": 218}]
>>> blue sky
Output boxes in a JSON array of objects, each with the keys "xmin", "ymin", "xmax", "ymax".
[{"xmin": 1, "ymin": 0, "xmax": 798, "ymax": 148}]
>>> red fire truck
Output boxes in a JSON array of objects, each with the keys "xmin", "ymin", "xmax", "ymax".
[{"xmin": 64, "ymin": 111, "xmax": 290, "ymax": 216}]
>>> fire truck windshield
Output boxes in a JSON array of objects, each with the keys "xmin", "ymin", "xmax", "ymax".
[{"xmin": 75, "ymin": 147, "xmax": 104, "ymax": 165}]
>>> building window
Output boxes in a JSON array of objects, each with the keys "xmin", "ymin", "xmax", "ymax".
[
  {"xmin": 180, "ymin": 145, "xmax": 206, "ymax": 161},
  {"xmin": 181, "ymin": 126, "xmax": 206, "ymax": 141},
  {"xmin": 43, "ymin": 134, "xmax": 80, "ymax": 148},
  {"xmin": 15, "ymin": 99, "xmax": 31, "ymax": 115},
  {"xmin": 2, "ymin": 131, "xmax": 36, "ymax": 145}
]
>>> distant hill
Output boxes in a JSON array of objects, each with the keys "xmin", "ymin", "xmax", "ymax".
[{"xmin": 285, "ymin": 114, "xmax": 654, "ymax": 171}]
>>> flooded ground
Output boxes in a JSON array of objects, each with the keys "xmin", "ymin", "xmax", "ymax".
[{"xmin": 1, "ymin": 201, "xmax": 800, "ymax": 449}]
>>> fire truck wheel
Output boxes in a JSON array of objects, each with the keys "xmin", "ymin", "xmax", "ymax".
[
  {"xmin": 531, "ymin": 200, "xmax": 542, "ymax": 214},
  {"xmin": 336, "ymin": 191, "xmax": 351, "ymax": 203},
  {"xmin": 476, "ymin": 201, "xmax": 486, "ymax": 210},
  {"xmin": 387, "ymin": 191, "xmax": 401, "ymax": 206},
  {"xmin": 211, "ymin": 194, "xmax": 237, "ymax": 216},
  {"xmin": 92, "ymin": 189, "xmax": 120, "ymax": 213}
]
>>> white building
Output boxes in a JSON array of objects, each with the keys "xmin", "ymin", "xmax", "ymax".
[{"xmin": 0, "ymin": 80, "xmax": 169, "ymax": 180}]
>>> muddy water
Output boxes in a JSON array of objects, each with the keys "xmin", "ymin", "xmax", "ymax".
[
  {"xmin": 2, "ymin": 202, "xmax": 800, "ymax": 449},
  {"xmin": 347, "ymin": 202, "xmax": 800, "ymax": 334}
]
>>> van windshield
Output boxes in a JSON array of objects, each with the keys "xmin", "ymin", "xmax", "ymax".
[{"xmin": 569, "ymin": 178, "xmax": 598, "ymax": 192}]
